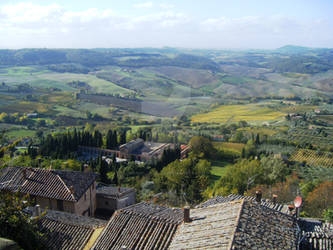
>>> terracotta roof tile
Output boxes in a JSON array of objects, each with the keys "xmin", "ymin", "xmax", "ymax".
[
  {"xmin": 198, "ymin": 194, "xmax": 289, "ymax": 214},
  {"xmin": 93, "ymin": 202, "xmax": 183, "ymax": 250},
  {"xmin": 170, "ymin": 200, "xmax": 243, "ymax": 250},
  {"xmin": 0, "ymin": 167, "xmax": 97, "ymax": 202},
  {"xmin": 231, "ymin": 201, "xmax": 298, "ymax": 249},
  {"xmin": 37, "ymin": 210, "xmax": 106, "ymax": 250},
  {"xmin": 170, "ymin": 199, "xmax": 298, "ymax": 249}
]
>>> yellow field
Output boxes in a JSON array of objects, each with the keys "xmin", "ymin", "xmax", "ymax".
[
  {"xmin": 191, "ymin": 104, "xmax": 285, "ymax": 124},
  {"xmin": 213, "ymin": 142, "xmax": 245, "ymax": 153},
  {"xmin": 290, "ymin": 149, "xmax": 333, "ymax": 167}
]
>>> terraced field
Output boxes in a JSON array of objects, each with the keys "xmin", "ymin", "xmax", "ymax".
[
  {"xmin": 290, "ymin": 149, "xmax": 333, "ymax": 167},
  {"xmin": 287, "ymin": 127, "xmax": 333, "ymax": 147},
  {"xmin": 316, "ymin": 115, "xmax": 333, "ymax": 125},
  {"xmin": 191, "ymin": 104, "xmax": 285, "ymax": 124}
]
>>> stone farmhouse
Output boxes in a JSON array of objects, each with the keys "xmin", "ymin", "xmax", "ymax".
[
  {"xmin": 0, "ymin": 166, "xmax": 97, "ymax": 216},
  {"xmin": 0, "ymin": 166, "xmax": 137, "ymax": 219},
  {"xmin": 79, "ymin": 138, "xmax": 181, "ymax": 162}
]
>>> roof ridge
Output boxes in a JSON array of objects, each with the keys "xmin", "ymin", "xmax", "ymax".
[
  {"xmin": 256, "ymin": 200, "xmax": 296, "ymax": 219},
  {"xmin": 228, "ymin": 198, "xmax": 245, "ymax": 250},
  {"xmin": 56, "ymin": 174, "xmax": 76, "ymax": 202},
  {"xmin": 42, "ymin": 216, "xmax": 95, "ymax": 229}
]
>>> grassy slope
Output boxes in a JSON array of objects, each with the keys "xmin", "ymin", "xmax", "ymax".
[
  {"xmin": 39, "ymin": 72, "xmax": 132, "ymax": 95},
  {"xmin": 210, "ymin": 160, "xmax": 231, "ymax": 182}
]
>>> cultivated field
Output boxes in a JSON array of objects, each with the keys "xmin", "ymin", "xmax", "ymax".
[
  {"xmin": 213, "ymin": 142, "xmax": 245, "ymax": 154},
  {"xmin": 191, "ymin": 104, "xmax": 285, "ymax": 124},
  {"xmin": 39, "ymin": 72, "xmax": 132, "ymax": 95},
  {"xmin": 0, "ymin": 101, "xmax": 49, "ymax": 113},
  {"xmin": 290, "ymin": 149, "xmax": 333, "ymax": 167}
]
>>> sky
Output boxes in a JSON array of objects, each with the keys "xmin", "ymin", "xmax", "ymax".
[{"xmin": 0, "ymin": 0, "xmax": 332, "ymax": 49}]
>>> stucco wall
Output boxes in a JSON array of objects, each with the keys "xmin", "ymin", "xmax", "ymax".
[
  {"xmin": 96, "ymin": 196, "xmax": 118, "ymax": 211},
  {"xmin": 34, "ymin": 181, "xmax": 96, "ymax": 216},
  {"xmin": 96, "ymin": 190, "xmax": 136, "ymax": 212},
  {"xmin": 35, "ymin": 197, "xmax": 75, "ymax": 213},
  {"xmin": 74, "ymin": 181, "xmax": 96, "ymax": 216},
  {"xmin": 117, "ymin": 191, "xmax": 136, "ymax": 209}
]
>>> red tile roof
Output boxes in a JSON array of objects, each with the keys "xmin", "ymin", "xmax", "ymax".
[
  {"xmin": 0, "ymin": 167, "xmax": 97, "ymax": 202},
  {"xmin": 92, "ymin": 202, "xmax": 183, "ymax": 250}
]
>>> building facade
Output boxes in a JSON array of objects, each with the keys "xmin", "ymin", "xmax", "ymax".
[
  {"xmin": 0, "ymin": 167, "xmax": 97, "ymax": 216},
  {"xmin": 95, "ymin": 186, "xmax": 136, "ymax": 218}
]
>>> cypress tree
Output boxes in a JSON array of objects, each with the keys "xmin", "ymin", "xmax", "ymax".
[
  {"xmin": 119, "ymin": 130, "xmax": 126, "ymax": 145},
  {"xmin": 255, "ymin": 134, "xmax": 260, "ymax": 145},
  {"xmin": 112, "ymin": 130, "xmax": 118, "ymax": 148},
  {"xmin": 106, "ymin": 130, "xmax": 112, "ymax": 149}
]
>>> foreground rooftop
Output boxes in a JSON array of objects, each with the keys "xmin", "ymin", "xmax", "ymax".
[
  {"xmin": 0, "ymin": 166, "xmax": 97, "ymax": 202},
  {"xmin": 170, "ymin": 199, "xmax": 298, "ymax": 249}
]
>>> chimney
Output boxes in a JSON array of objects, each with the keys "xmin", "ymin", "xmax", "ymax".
[
  {"xmin": 296, "ymin": 208, "xmax": 300, "ymax": 218},
  {"xmin": 35, "ymin": 204, "xmax": 41, "ymax": 217},
  {"xmin": 83, "ymin": 164, "xmax": 89, "ymax": 173},
  {"xmin": 272, "ymin": 194, "xmax": 278, "ymax": 204},
  {"xmin": 288, "ymin": 205, "xmax": 295, "ymax": 214},
  {"xmin": 255, "ymin": 190, "xmax": 262, "ymax": 203},
  {"xmin": 70, "ymin": 186, "xmax": 75, "ymax": 194},
  {"xmin": 183, "ymin": 206, "xmax": 191, "ymax": 223}
]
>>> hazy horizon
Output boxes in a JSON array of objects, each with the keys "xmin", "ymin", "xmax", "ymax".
[
  {"xmin": 0, "ymin": 44, "xmax": 331, "ymax": 51},
  {"xmin": 0, "ymin": 0, "xmax": 332, "ymax": 49}
]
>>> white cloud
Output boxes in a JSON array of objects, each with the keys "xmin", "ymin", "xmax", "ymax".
[
  {"xmin": 0, "ymin": 2, "xmax": 62, "ymax": 23},
  {"xmin": 159, "ymin": 3, "xmax": 175, "ymax": 9},
  {"xmin": 0, "ymin": 2, "xmax": 191, "ymax": 48},
  {"xmin": 133, "ymin": 2, "xmax": 153, "ymax": 9},
  {"xmin": 0, "ymin": 2, "xmax": 331, "ymax": 49},
  {"xmin": 60, "ymin": 8, "xmax": 114, "ymax": 24}
]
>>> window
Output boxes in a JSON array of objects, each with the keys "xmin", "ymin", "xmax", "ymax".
[{"xmin": 57, "ymin": 200, "xmax": 64, "ymax": 211}]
